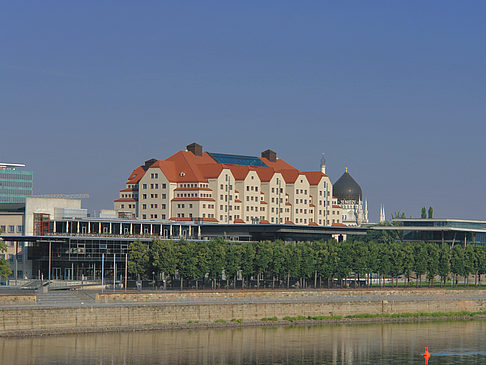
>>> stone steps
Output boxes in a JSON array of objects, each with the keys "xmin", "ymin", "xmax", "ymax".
[{"xmin": 36, "ymin": 291, "xmax": 88, "ymax": 306}]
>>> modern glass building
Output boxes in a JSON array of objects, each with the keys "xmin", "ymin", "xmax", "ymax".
[
  {"xmin": 0, "ymin": 163, "xmax": 33, "ymax": 203},
  {"xmin": 375, "ymin": 218, "xmax": 486, "ymax": 246}
]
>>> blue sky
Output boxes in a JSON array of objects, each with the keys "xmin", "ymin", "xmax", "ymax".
[{"xmin": 1, "ymin": 1, "xmax": 485, "ymax": 221}]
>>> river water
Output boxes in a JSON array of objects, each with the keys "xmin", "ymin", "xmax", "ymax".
[{"xmin": 2, "ymin": 320, "xmax": 486, "ymax": 364}]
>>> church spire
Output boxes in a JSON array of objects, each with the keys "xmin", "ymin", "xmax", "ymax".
[{"xmin": 379, "ymin": 205, "xmax": 386, "ymax": 223}]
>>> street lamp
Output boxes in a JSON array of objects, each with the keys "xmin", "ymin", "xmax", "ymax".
[{"xmin": 152, "ymin": 271, "xmax": 155, "ymax": 290}]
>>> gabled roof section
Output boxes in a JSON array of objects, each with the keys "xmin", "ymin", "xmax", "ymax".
[
  {"xmin": 127, "ymin": 166, "xmax": 146, "ymax": 184},
  {"xmin": 228, "ymin": 165, "xmax": 251, "ymax": 180},
  {"xmin": 164, "ymin": 151, "xmax": 216, "ymax": 182},
  {"xmin": 260, "ymin": 156, "xmax": 302, "ymax": 183},
  {"xmin": 303, "ymin": 171, "xmax": 327, "ymax": 185},
  {"xmin": 254, "ymin": 166, "xmax": 275, "ymax": 182},
  {"xmin": 280, "ymin": 169, "xmax": 300, "ymax": 184}
]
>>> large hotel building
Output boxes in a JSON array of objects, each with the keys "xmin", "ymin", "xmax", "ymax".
[{"xmin": 114, "ymin": 143, "xmax": 346, "ymax": 226}]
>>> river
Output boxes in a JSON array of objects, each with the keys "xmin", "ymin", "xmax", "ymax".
[{"xmin": 2, "ymin": 320, "xmax": 486, "ymax": 364}]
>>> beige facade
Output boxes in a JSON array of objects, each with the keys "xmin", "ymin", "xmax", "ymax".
[{"xmin": 114, "ymin": 143, "xmax": 343, "ymax": 227}]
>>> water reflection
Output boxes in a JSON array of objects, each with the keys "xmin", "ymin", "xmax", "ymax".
[{"xmin": 1, "ymin": 320, "xmax": 486, "ymax": 364}]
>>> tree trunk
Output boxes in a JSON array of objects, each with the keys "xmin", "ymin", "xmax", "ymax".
[
  {"xmin": 287, "ymin": 273, "xmax": 290, "ymax": 288},
  {"xmin": 180, "ymin": 276, "xmax": 183, "ymax": 290}
]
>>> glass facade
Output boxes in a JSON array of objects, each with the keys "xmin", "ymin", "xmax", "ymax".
[
  {"xmin": 394, "ymin": 219, "xmax": 486, "ymax": 246},
  {"xmin": 400, "ymin": 220, "xmax": 486, "ymax": 230},
  {"xmin": 0, "ymin": 169, "xmax": 33, "ymax": 203}
]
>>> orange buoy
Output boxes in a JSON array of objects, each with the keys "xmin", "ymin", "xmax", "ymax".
[{"xmin": 424, "ymin": 347, "xmax": 430, "ymax": 364}]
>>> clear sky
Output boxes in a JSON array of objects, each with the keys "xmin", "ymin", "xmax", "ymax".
[{"xmin": 1, "ymin": 1, "xmax": 485, "ymax": 221}]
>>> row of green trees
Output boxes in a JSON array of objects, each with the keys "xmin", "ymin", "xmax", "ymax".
[{"xmin": 128, "ymin": 239, "xmax": 486, "ymax": 289}]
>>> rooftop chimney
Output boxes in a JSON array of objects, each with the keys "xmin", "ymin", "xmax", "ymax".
[
  {"xmin": 143, "ymin": 158, "xmax": 157, "ymax": 171},
  {"xmin": 261, "ymin": 149, "xmax": 277, "ymax": 162},
  {"xmin": 187, "ymin": 142, "xmax": 203, "ymax": 156}
]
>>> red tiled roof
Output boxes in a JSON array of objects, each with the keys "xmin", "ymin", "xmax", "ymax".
[
  {"xmin": 333, "ymin": 205, "xmax": 341, "ymax": 208},
  {"xmin": 203, "ymin": 218, "xmax": 219, "ymax": 223},
  {"xmin": 170, "ymin": 217, "xmax": 192, "ymax": 221},
  {"xmin": 260, "ymin": 201, "xmax": 268, "ymax": 204},
  {"xmin": 285, "ymin": 221, "xmax": 295, "ymax": 225},
  {"xmin": 114, "ymin": 198, "xmax": 136, "ymax": 202},
  {"xmin": 254, "ymin": 166, "xmax": 275, "ymax": 182},
  {"xmin": 260, "ymin": 220, "xmax": 270, "ymax": 224},
  {"xmin": 227, "ymin": 165, "xmax": 252, "ymax": 180},
  {"xmin": 120, "ymin": 188, "xmax": 133, "ymax": 192},
  {"xmin": 285, "ymin": 202, "xmax": 291, "ymax": 206},
  {"xmin": 309, "ymin": 204, "xmax": 315, "ymax": 207},
  {"xmin": 234, "ymin": 219, "xmax": 245, "ymax": 223},
  {"xmin": 308, "ymin": 222, "xmax": 318, "ymax": 226},
  {"xmin": 171, "ymin": 198, "xmax": 215, "ymax": 202},
  {"xmin": 332, "ymin": 223, "xmax": 347, "ymax": 227},
  {"xmin": 303, "ymin": 171, "xmax": 327, "ymax": 185},
  {"xmin": 234, "ymin": 199, "xmax": 242, "ymax": 203},
  {"xmin": 127, "ymin": 166, "xmax": 146, "ymax": 184}
]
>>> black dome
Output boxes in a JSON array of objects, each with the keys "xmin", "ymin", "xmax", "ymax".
[{"xmin": 333, "ymin": 169, "xmax": 362, "ymax": 202}]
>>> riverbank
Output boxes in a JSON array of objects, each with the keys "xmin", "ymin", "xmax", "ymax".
[{"xmin": 2, "ymin": 288, "xmax": 486, "ymax": 337}]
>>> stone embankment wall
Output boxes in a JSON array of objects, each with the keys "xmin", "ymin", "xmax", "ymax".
[
  {"xmin": 2, "ymin": 289, "xmax": 486, "ymax": 336},
  {"xmin": 0, "ymin": 295, "xmax": 36, "ymax": 305}
]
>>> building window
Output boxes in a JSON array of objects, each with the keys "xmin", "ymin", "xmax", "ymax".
[
  {"xmin": 8, "ymin": 225, "xmax": 14, "ymax": 233},
  {"xmin": 162, "ymin": 194, "xmax": 166, "ymax": 199},
  {"xmin": 162, "ymin": 204, "xmax": 166, "ymax": 209},
  {"xmin": 143, "ymin": 204, "xmax": 147, "ymax": 209},
  {"xmin": 142, "ymin": 214, "xmax": 146, "ymax": 219},
  {"xmin": 162, "ymin": 214, "xmax": 166, "ymax": 219},
  {"xmin": 162, "ymin": 184, "xmax": 166, "ymax": 189},
  {"xmin": 121, "ymin": 204, "xmax": 125, "ymax": 208},
  {"xmin": 17, "ymin": 225, "xmax": 22, "ymax": 233},
  {"xmin": 143, "ymin": 184, "xmax": 147, "ymax": 189}
]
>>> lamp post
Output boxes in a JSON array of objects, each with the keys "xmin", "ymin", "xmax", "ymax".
[
  {"xmin": 124, "ymin": 253, "xmax": 127, "ymax": 292},
  {"xmin": 48, "ymin": 240, "xmax": 51, "ymax": 286},
  {"xmin": 101, "ymin": 253, "xmax": 104, "ymax": 293},
  {"xmin": 152, "ymin": 271, "xmax": 155, "ymax": 290}
]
